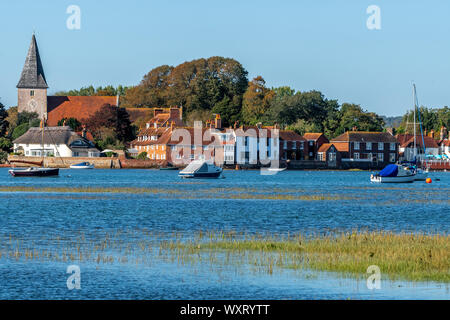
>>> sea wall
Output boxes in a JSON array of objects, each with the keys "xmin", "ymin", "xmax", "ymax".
[{"xmin": 7, "ymin": 155, "xmax": 121, "ymax": 169}]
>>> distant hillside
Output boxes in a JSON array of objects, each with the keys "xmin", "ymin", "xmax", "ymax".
[{"xmin": 382, "ymin": 116, "xmax": 403, "ymax": 128}]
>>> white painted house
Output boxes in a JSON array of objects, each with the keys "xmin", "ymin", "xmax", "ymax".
[
  {"xmin": 13, "ymin": 126, "xmax": 100, "ymax": 158},
  {"xmin": 234, "ymin": 126, "xmax": 279, "ymax": 165}
]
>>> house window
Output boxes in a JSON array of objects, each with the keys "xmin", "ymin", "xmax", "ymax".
[
  {"xmin": 389, "ymin": 153, "xmax": 396, "ymax": 162},
  {"xmin": 378, "ymin": 153, "xmax": 384, "ymax": 161},
  {"xmin": 317, "ymin": 153, "xmax": 324, "ymax": 161},
  {"xmin": 190, "ymin": 154, "xmax": 195, "ymax": 160},
  {"xmin": 156, "ymin": 154, "xmax": 160, "ymax": 160},
  {"xmin": 30, "ymin": 90, "xmax": 34, "ymax": 97},
  {"xmin": 292, "ymin": 141, "xmax": 296, "ymax": 149},
  {"xmin": 283, "ymin": 141, "xmax": 287, "ymax": 149},
  {"xmin": 354, "ymin": 152, "xmax": 360, "ymax": 160},
  {"xmin": 354, "ymin": 142, "xmax": 360, "ymax": 150},
  {"xmin": 300, "ymin": 142, "xmax": 304, "ymax": 150},
  {"xmin": 176, "ymin": 154, "xmax": 182, "ymax": 159},
  {"xmin": 162, "ymin": 154, "xmax": 166, "ymax": 160},
  {"xmin": 366, "ymin": 142, "xmax": 372, "ymax": 150},
  {"xmin": 191, "ymin": 145, "xmax": 196, "ymax": 150},
  {"xmin": 378, "ymin": 142, "xmax": 384, "ymax": 150},
  {"xmin": 390, "ymin": 143, "xmax": 396, "ymax": 151},
  {"xmin": 329, "ymin": 153, "xmax": 336, "ymax": 161}
]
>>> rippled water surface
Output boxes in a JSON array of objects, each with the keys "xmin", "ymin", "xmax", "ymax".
[{"xmin": 0, "ymin": 168, "xmax": 448, "ymax": 299}]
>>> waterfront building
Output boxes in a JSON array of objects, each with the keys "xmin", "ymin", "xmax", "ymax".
[
  {"xmin": 331, "ymin": 131, "xmax": 398, "ymax": 168},
  {"xmin": 303, "ymin": 133, "xmax": 329, "ymax": 160},
  {"xmin": 396, "ymin": 134, "xmax": 440, "ymax": 161},
  {"xmin": 13, "ymin": 126, "xmax": 100, "ymax": 157},
  {"xmin": 316, "ymin": 143, "xmax": 341, "ymax": 168},
  {"xmin": 279, "ymin": 131, "xmax": 307, "ymax": 161},
  {"xmin": 17, "ymin": 34, "xmax": 117, "ymax": 126}
]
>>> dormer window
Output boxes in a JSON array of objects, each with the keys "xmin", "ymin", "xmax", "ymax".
[{"xmin": 151, "ymin": 136, "xmax": 158, "ymax": 141}]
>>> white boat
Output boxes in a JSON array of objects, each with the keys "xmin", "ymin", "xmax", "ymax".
[
  {"xmin": 70, "ymin": 162, "xmax": 94, "ymax": 169},
  {"xmin": 179, "ymin": 160, "xmax": 223, "ymax": 178},
  {"xmin": 370, "ymin": 164, "xmax": 415, "ymax": 183},
  {"xmin": 266, "ymin": 167, "xmax": 287, "ymax": 172}
]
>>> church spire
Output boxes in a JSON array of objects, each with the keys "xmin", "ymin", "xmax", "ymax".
[{"xmin": 17, "ymin": 34, "xmax": 48, "ymax": 89}]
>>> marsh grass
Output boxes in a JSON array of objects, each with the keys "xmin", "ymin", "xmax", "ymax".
[
  {"xmin": 1, "ymin": 229, "xmax": 447, "ymax": 283},
  {"xmin": 0, "ymin": 186, "xmax": 356, "ymax": 201},
  {"xmin": 162, "ymin": 230, "xmax": 450, "ymax": 283}
]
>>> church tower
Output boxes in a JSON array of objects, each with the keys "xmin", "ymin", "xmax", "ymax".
[{"xmin": 17, "ymin": 34, "xmax": 48, "ymax": 120}]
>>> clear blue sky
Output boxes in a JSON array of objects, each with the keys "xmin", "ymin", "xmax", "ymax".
[{"xmin": 1, "ymin": 0, "xmax": 450, "ymax": 116}]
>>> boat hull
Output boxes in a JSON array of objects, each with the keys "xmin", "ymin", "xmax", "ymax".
[
  {"xmin": 179, "ymin": 171, "xmax": 222, "ymax": 179},
  {"xmin": 370, "ymin": 175, "xmax": 415, "ymax": 183},
  {"xmin": 9, "ymin": 168, "xmax": 59, "ymax": 177},
  {"xmin": 70, "ymin": 165, "xmax": 94, "ymax": 169}
]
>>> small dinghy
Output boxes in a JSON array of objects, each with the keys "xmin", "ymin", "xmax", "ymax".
[
  {"xmin": 179, "ymin": 160, "xmax": 223, "ymax": 178},
  {"xmin": 9, "ymin": 167, "xmax": 59, "ymax": 177},
  {"xmin": 370, "ymin": 164, "xmax": 415, "ymax": 183},
  {"xmin": 70, "ymin": 162, "xmax": 94, "ymax": 169}
]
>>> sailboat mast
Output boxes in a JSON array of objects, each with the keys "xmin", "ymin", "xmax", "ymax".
[{"xmin": 413, "ymin": 85, "xmax": 416, "ymax": 159}]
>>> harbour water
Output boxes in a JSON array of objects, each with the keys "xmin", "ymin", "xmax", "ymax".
[{"xmin": 0, "ymin": 168, "xmax": 448, "ymax": 299}]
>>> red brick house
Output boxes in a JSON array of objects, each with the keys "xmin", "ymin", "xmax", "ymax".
[
  {"xmin": 279, "ymin": 131, "xmax": 307, "ymax": 161},
  {"xmin": 316, "ymin": 143, "xmax": 341, "ymax": 167},
  {"xmin": 303, "ymin": 133, "xmax": 329, "ymax": 160},
  {"xmin": 331, "ymin": 131, "xmax": 398, "ymax": 167}
]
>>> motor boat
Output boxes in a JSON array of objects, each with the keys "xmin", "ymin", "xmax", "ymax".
[
  {"xmin": 370, "ymin": 164, "xmax": 415, "ymax": 183},
  {"xmin": 179, "ymin": 160, "xmax": 223, "ymax": 178},
  {"xmin": 70, "ymin": 162, "xmax": 94, "ymax": 169},
  {"xmin": 9, "ymin": 167, "xmax": 59, "ymax": 177}
]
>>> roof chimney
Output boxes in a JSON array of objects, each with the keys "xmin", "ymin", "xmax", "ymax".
[
  {"xmin": 81, "ymin": 125, "xmax": 87, "ymax": 138},
  {"xmin": 441, "ymin": 126, "xmax": 447, "ymax": 140},
  {"xmin": 214, "ymin": 114, "xmax": 222, "ymax": 129}
]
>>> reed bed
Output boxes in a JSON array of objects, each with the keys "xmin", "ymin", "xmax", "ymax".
[
  {"xmin": 0, "ymin": 185, "xmax": 356, "ymax": 201},
  {"xmin": 162, "ymin": 230, "xmax": 450, "ymax": 283},
  {"xmin": 0, "ymin": 230, "xmax": 448, "ymax": 283}
]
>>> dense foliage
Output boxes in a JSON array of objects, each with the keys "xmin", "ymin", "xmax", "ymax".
[
  {"xmin": 57, "ymin": 117, "xmax": 82, "ymax": 131},
  {"xmin": 397, "ymin": 106, "xmax": 450, "ymax": 135},
  {"xmin": 121, "ymin": 57, "xmax": 249, "ymax": 127},
  {"xmin": 54, "ymin": 85, "xmax": 129, "ymax": 97},
  {"xmin": 83, "ymin": 104, "xmax": 134, "ymax": 150}
]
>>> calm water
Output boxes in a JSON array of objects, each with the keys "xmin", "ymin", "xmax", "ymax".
[{"xmin": 0, "ymin": 168, "xmax": 448, "ymax": 299}]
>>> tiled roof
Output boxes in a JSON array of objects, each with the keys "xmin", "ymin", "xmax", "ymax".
[
  {"xmin": 279, "ymin": 130, "xmax": 306, "ymax": 141},
  {"xmin": 401, "ymin": 136, "xmax": 439, "ymax": 149},
  {"xmin": 318, "ymin": 143, "xmax": 333, "ymax": 153},
  {"xmin": 47, "ymin": 96, "xmax": 118, "ymax": 126},
  {"xmin": 17, "ymin": 35, "xmax": 48, "ymax": 89},
  {"xmin": 332, "ymin": 142, "xmax": 349, "ymax": 152},
  {"xmin": 396, "ymin": 134, "xmax": 414, "ymax": 146},
  {"xmin": 332, "ymin": 131, "xmax": 397, "ymax": 143},
  {"xmin": 303, "ymin": 133, "xmax": 324, "ymax": 141},
  {"xmin": 13, "ymin": 126, "xmax": 95, "ymax": 148}
]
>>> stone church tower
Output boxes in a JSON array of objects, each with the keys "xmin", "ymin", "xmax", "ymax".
[{"xmin": 17, "ymin": 34, "xmax": 48, "ymax": 120}]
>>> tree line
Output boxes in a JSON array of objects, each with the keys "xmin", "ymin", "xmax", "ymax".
[{"xmin": 56, "ymin": 56, "xmax": 386, "ymax": 137}]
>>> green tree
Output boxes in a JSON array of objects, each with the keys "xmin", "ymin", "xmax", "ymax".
[
  {"xmin": 58, "ymin": 117, "xmax": 82, "ymax": 131},
  {"xmin": 137, "ymin": 152, "xmax": 148, "ymax": 160},
  {"xmin": 338, "ymin": 103, "xmax": 384, "ymax": 133},
  {"xmin": 0, "ymin": 103, "xmax": 9, "ymax": 137},
  {"xmin": 84, "ymin": 104, "xmax": 134, "ymax": 149},
  {"xmin": 242, "ymin": 76, "xmax": 275, "ymax": 124},
  {"xmin": 121, "ymin": 57, "xmax": 249, "ymax": 125}
]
